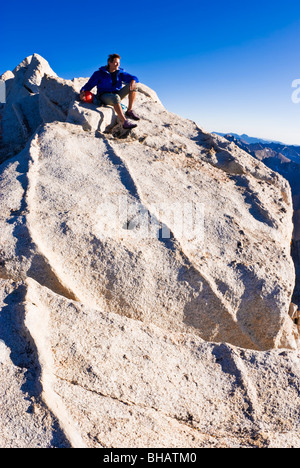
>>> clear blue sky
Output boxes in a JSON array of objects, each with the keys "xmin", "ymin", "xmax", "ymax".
[{"xmin": 1, "ymin": 0, "xmax": 300, "ymax": 145}]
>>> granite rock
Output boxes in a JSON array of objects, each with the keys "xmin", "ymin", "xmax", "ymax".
[{"xmin": 0, "ymin": 55, "xmax": 299, "ymax": 448}]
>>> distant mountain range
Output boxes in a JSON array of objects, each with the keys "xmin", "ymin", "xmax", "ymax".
[
  {"xmin": 213, "ymin": 132, "xmax": 300, "ymax": 198},
  {"xmin": 213, "ymin": 132, "xmax": 300, "ymax": 165},
  {"xmin": 214, "ymin": 132, "xmax": 287, "ymax": 146},
  {"xmin": 213, "ymin": 132, "xmax": 300, "ymax": 163}
]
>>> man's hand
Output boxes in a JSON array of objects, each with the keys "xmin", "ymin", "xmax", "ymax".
[
  {"xmin": 80, "ymin": 91, "xmax": 85, "ymax": 101},
  {"xmin": 129, "ymin": 80, "xmax": 136, "ymax": 92}
]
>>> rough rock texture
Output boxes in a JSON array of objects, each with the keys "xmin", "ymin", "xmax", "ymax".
[
  {"xmin": 0, "ymin": 55, "xmax": 299, "ymax": 448},
  {"xmin": 0, "ymin": 55, "xmax": 56, "ymax": 158},
  {"xmin": 0, "ymin": 278, "xmax": 299, "ymax": 448}
]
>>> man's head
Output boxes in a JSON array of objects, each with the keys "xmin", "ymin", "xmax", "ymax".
[{"xmin": 107, "ymin": 54, "xmax": 121, "ymax": 72}]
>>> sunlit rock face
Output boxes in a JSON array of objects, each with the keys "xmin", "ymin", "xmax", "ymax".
[{"xmin": 0, "ymin": 55, "xmax": 299, "ymax": 448}]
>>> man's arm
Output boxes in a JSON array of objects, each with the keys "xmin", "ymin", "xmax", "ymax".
[
  {"xmin": 80, "ymin": 71, "xmax": 99, "ymax": 99},
  {"xmin": 120, "ymin": 71, "xmax": 139, "ymax": 84}
]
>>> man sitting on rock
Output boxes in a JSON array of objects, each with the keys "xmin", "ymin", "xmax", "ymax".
[{"xmin": 80, "ymin": 54, "xmax": 140, "ymax": 129}]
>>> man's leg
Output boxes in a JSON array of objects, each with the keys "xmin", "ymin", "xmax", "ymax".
[
  {"xmin": 99, "ymin": 92, "xmax": 126, "ymax": 124},
  {"xmin": 118, "ymin": 84, "xmax": 140, "ymax": 120},
  {"xmin": 114, "ymin": 103, "xmax": 126, "ymax": 124},
  {"xmin": 117, "ymin": 84, "xmax": 136, "ymax": 112},
  {"xmin": 99, "ymin": 91, "xmax": 137, "ymax": 129},
  {"xmin": 128, "ymin": 89, "xmax": 136, "ymax": 112}
]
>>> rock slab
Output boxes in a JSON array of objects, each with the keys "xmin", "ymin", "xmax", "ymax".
[{"xmin": 0, "ymin": 55, "xmax": 299, "ymax": 448}]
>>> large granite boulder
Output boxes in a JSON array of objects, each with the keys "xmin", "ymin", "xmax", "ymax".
[
  {"xmin": 1, "ymin": 99, "xmax": 297, "ymax": 350},
  {"xmin": 0, "ymin": 55, "xmax": 299, "ymax": 448}
]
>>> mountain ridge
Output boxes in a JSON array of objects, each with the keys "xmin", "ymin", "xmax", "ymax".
[{"xmin": 213, "ymin": 131, "xmax": 298, "ymax": 147}]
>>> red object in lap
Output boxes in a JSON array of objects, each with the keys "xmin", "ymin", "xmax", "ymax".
[{"xmin": 82, "ymin": 91, "xmax": 93, "ymax": 103}]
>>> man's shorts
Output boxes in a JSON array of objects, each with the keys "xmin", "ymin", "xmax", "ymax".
[{"xmin": 98, "ymin": 83, "xmax": 131, "ymax": 106}]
